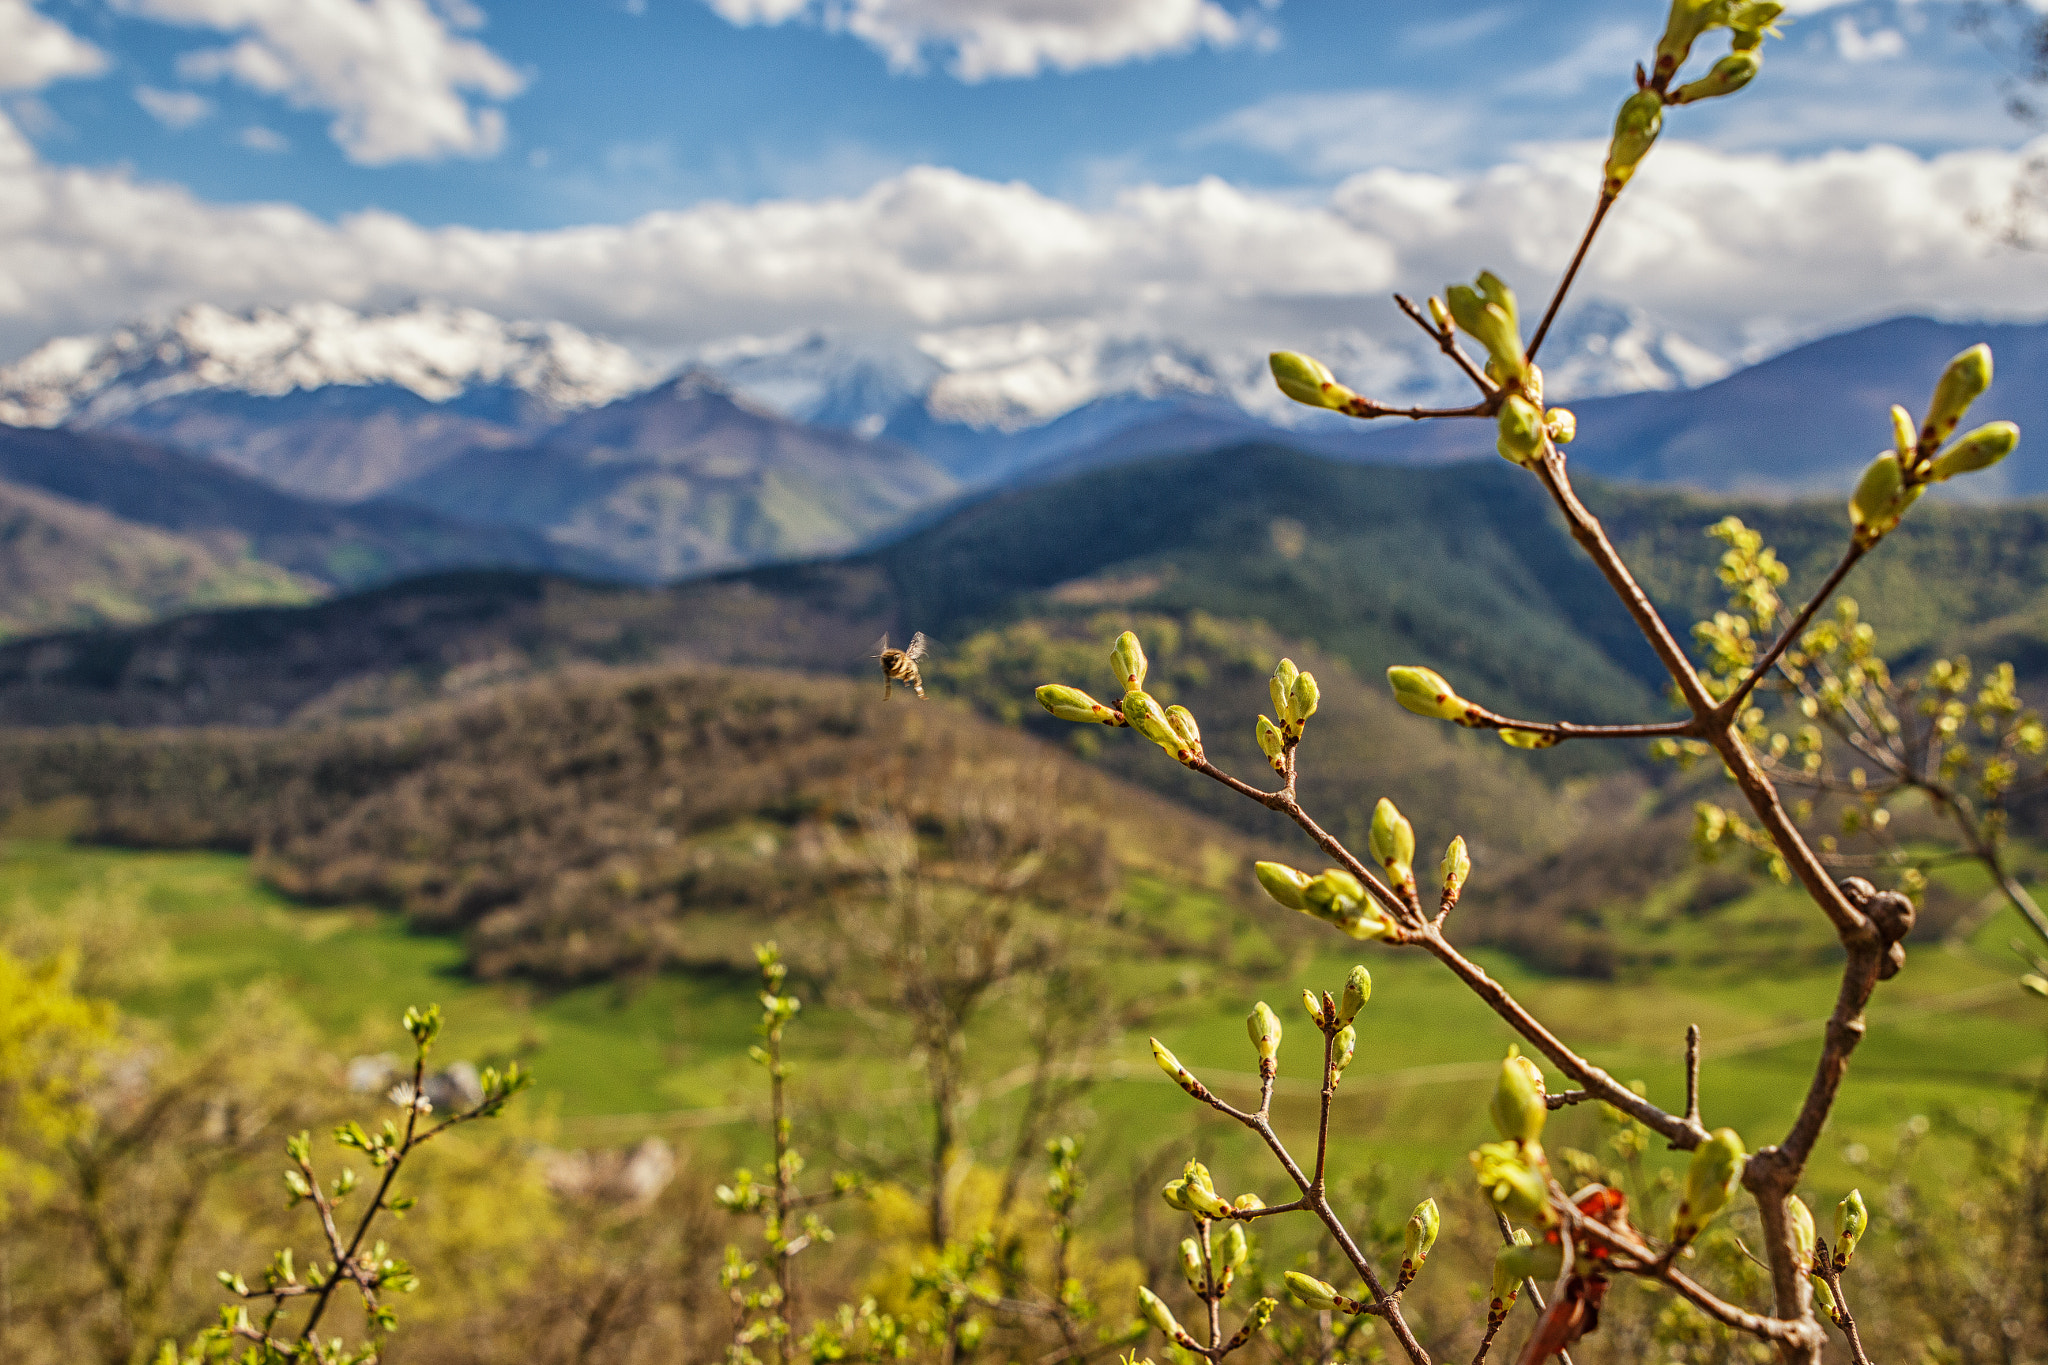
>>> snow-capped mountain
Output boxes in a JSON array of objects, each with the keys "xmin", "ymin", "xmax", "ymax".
[{"xmin": 0, "ymin": 301, "xmax": 651, "ymax": 428}]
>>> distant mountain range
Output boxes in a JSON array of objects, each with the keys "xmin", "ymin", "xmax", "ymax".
[{"xmin": 0, "ymin": 302, "xmax": 2040, "ymax": 641}]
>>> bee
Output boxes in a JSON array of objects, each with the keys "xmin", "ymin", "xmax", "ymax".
[{"xmin": 873, "ymin": 632, "xmax": 930, "ymax": 699}]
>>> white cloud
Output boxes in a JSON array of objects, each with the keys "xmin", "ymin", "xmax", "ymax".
[
  {"xmin": 135, "ymin": 85, "xmax": 216, "ymax": 128},
  {"xmin": 702, "ymin": 0, "xmax": 1263, "ymax": 80},
  {"xmin": 1195, "ymin": 91, "xmax": 1482, "ymax": 175},
  {"xmin": 0, "ymin": 105, "xmax": 2042, "ymax": 413},
  {"xmin": 1832, "ymin": 16, "xmax": 1906, "ymax": 62},
  {"xmin": 116, "ymin": 0, "xmax": 524, "ymax": 164},
  {"xmin": 238, "ymin": 123, "xmax": 287, "ymax": 151},
  {"xmin": 0, "ymin": 0, "xmax": 108, "ymax": 92}
]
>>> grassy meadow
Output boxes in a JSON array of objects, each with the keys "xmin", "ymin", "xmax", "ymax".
[{"xmin": 11, "ymin": 835, "xmax": 2041, "ymax": 1209}]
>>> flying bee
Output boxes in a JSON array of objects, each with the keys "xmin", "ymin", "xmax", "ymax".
[{"xmin": 873, "ymin": 632, "xmax": 929, "ymax": 699}]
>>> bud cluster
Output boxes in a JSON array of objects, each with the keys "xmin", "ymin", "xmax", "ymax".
[
  {"xmin": 1140, "ymin": 1158, "xmax": 1278, "ymax": 1355},
  {"xmin": 1850, "ymin": 345, "xmax": 2020, "ymax": 547},
  {"xmin": 1255, "ymin": 860, "xmax": 1394, "ymax": 940},
  {"xmin": 1469, "ymin": 1047, "xmax": 1557, "ymax": 1226}
]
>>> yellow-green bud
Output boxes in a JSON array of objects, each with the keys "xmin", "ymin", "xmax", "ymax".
[
  {"xmin": 1247, "ymin": 1002, "xmax": 1282, "ymax": 1065},
  {"xmin": 1471, "ymin": 1140, "xmax": 1555, "ymax": 1224},
  {"xmin": 1233, "ymin": 1192, "xmax": 1265, "ymax": 1212},
  {"xmin": 1289, "ymin": 671, "xmax": 1320, "ymax": 733},
  {"xmin": 1491, "ymin": 1229, "xmax": 1533, "ymax": 1305},
  {"xmin": 1499, "ymin": 727, "xmax": 1560, "ymax": 750},
  {"xmin": 1490, "ymin": 1049, "xmax": 1547, "ymax": 1143},
  {"xmin": 1476, "ymin": 271, "xmax": 1518, "ymax": 331},
  {"xmin": 1256, "ymin": 715, "xmax": 1286, "ymax": 771},
  {"xmin": 1161, "ymin": 1178, "xmax": 1194, "ymax": 1212},
  {"xmin": 1849, "ymin": 452, "xmax": 1920, "ymax": 546},
  {"xmin": 1237, "ymin": 1297, "xmax": 1275, "ymax": 1339},
  {"xmin": 1370, "ymin": 798, "xmax": 1416, "ymax": 893},
  {"xmin": 1928, "ymin": 421, "xmax": 2019, "ymax": 481},
  {"xmin": 1921, "ymin": 344, "xmax": 1993, "ymax": 454},
  {"xmin": 1123, "ymin": 691, "xmax": 1182, "ymax": 754},
  {"xmin": 1283, "ymin": 1271, "xmax": 1343, "ymax": 1312},
  {"xmin": 1448, "ymin": 281, "xmax": 1527, "ymax": 384},
  {"xmin": 1152, "ymin": 1039, "xmax": 1204, "ymax": 1097},
  {"xmin": 1439, "ymin": 837, "xmax": 1471, "ymax": 902},
  {"xmin": 1301, "ymin": 987, "xmax": 1328, "ymax": 1028},
  {"xmin": 1788, "ymin": 1195, "xmax": 1817, "ymax": 1271},
  {"xmin": 1656, "ymin": 0, "xmax": 1719, "ymax": 72},
  {"xmin": 1223, "ymin": 1221, "xmax": 1249, "ymax": 1269},
  {"xmin": 1184, "ymin": 1181, "xmax": 1231, "ymax": 1219},
  {"xmin": 1331, "ymin": 1024, "xmax": 1356, "ymax": 1076},
  {"xmin": 1728, "ymin": 0, "xmax": 1785, "ymax": 38},
  {"xmin": 1255, "ymin": 861, "xmax": 1312, "ymax": 910},
  {"xmin": 1184, "ymin": 1160, "xmax": 1215, "ymax": 1194},
  {"xmin": 1111, "ymin": 630, "xmax": 1148, "ymax": 691},
  {"xmin": 1404, "ymin": 1199, "xmax": 1440, "ymax": 1269},
  {"xmin": 1304, "ymin": 868, "xmax": 1366, "ymax": 916},
  {"xmin": 1810, "ymin": 1274, "xmax": 1839, "ymax": 1325},
  {"xmin": 1544, "ymin": 406, "xmax": 1576, "ymax": 446},
  {"xmin": 1164, "ymin": 704, "xmax": 1204, "ymax": 760},
  {"xmin": 1834, "ymin": 1188, "xmax": 1867, "ymax": 1268},
  {"xmin": 1137, "ymin": 1286, "xmax": 1183, "ymax": 1338},
  {"xmin": 1891, "ymin": 403, "xmax": 1916, "ymax": 462},
  {"xmin": 1387, "ymin": 665, "xmax": 1473, "ymax": 722},
  {"xmin": 2023, "ymin": 973, "xmax": 2048, "ymax": 999},
  {"xmin": 1179, "ymin": 1238, "xmax": 1205, "ymax": 1293},
  {"xmin": 1428, "ymin": 295, "xmax": 1452, "ymax": 334},
  {"xmin": 1036, "ymin": 683, "xmax": 1124, "ymax": 725},
  {"xmin": 1674, "ymin": 1127, "xmax": 1745, "ymax": 1243},
  {"xmin": 1270, "ymin": 351, "xmax": 1358, "ymax": 413},
  {"xmin": 1337, "ymin": 964, "xmax": 1371, "ymax": 1025},
  {"xmin": 1496, "ymin": 394, "xmax": 1546, "ymax": 468},
  {"xmin": 1670, "ymin": 50, "xmax": 1761, "ymax": 104},
  {"xmin": 1270, "ymin": 658, "xmax": 1299, "ymax": 725},
  {"xmin": 1604, "ymin": 89, "xmax": 1664, "ymax": 195}
]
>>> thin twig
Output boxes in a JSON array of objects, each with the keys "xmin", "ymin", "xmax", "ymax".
[
  {"xmin": 1684, "ymin": 1025, "xmax": 1701, "ymax": 1130},
  {"xmin": 1526, "ymin": 193, "xmax": 1617, "ymax": 362}
]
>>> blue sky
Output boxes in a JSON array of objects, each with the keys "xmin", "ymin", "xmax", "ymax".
[{"xmin": 0, "ymin": 0, "xmax": 2044, "ymax": 408}]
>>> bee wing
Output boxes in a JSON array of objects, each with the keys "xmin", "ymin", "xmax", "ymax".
[
  {"xmin": 903, "ymin": 631, "xmax": 930, "ymax": 662},
  {"xmin": 870, "ymin": 633, "xmax": 891, "ymax": 658}
]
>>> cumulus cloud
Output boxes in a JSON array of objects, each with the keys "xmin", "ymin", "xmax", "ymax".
[
  {"xmin": 135, "ymin": 86, "xmax": 216, "ymax": 128},
  {"xmin": 116, "ymin": 0, "xmax": 524, "ymax": 164},
  {"xmin": 0, "ymin": 103, "xmax": 2042, "ymax": 405},
  {"xmin": 0, "ymin": 0, "xmax": 108, "ymax": 92},
  {"xmin": 702, "ymin": 0, "xmax": 1263, "ymax": 80}
]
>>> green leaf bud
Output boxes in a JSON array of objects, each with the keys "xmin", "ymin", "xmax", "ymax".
[
  {"xmin": 1184, "ymin": 1160, "xmax": 1216, "ymax": 1195},
  {"xmin": 1491, "ymin": 1229, "xmax": 1534, "ymax": 1305},
  {"xmin": 1811, "ymin": 1274, "xmax": 1839, "ymax": 1325},
  {"xmin": 1670, "ymin": 50, "xmax": 1761, "ymax": 105},
  {"xmin": 1499, "ymin": 726, "xmax": 1561, "ymax": 749},
  {"xmin": 1283, "ymin": 1271, "xmax": 1344, "ymax": 1312},
  {"xmin": 1247, "ymin": 1002, "xmax": 1282, "ymax": 1065},
  {"xmin": 1476, "ymin": 271, "xmax": 1519, "ymax": 331},
  {"xmin": 1921, "ymin": 344, "xmax": 1993, "ymax": 454},
  {"xmin": 1849, "ymin": 452, "xmax": 1920, "ymax": 546},
  {"xmin": 1834, "ymin": 1188, "xmax": 1868, "ymax": 1268},
  {"xmin": 1891, "ymin": 403, "xmax": 1917, "ymax": 462},
  {"xmin": 1270, "ymin": 351, "xmax": 1359, "ymax": 413},
  {"xmin": 1179, "ymin": 1238, "xmax": 1205, "ymax": 1293},
  {"xmin": 1255, "ymin": 861, "xmax": 1312, "ymax": 910},
  {"xmin": 1656, "ymin": 0, "xmax": 1720, "ymax": 72},
  {"xmin": 1123, "ymin": 691, "xmax": 1183, "ymax": 754},
  {"xmin": 1545, "ymin": 406, "xmax": 1576, "ymax": 446},
  {"xmin": 1152, "ymin": 1038, "xmax": 1205, "ymax": 1098},
  {"xmin": 1337, "ymin": 964, "xmax": 1372, "ymax": 1025},
  {"xmin": 1788, "ymin": 1195, "xmax": 1817, "ymax": 1271},
  {"xmin": 1471, "ymin": 1140, "xmax": 1555, "ymax": 1224},
  {"xmin": 2023, "ymin": 973, "xmax": 2048, "ymax": 999},
  {"xmin": 1673, "ymin": 1127, "xmax": 1746, "ymax": 1243},
  {"xmin": 1387, "ymin": 665, "xmax": 1474, "ymax": 722},
  {"xmin": 1301, "ymin": 986, "xmax": 1328, "ymax": 1028},
  {"xmin": 1604, "ymin": 89, "xmax": 1664, "ymax": 195},
  {"xmin": 1164, "ymin": 704, "xmax": 1204, "ymax": 760},
  {"xmin": 1303, "ymin": 868, "xmax": 1367, "ymax": 916},
  {"xmin": 1448, "ymin": 280, "xmax": 1527, "ymax": 384},
  {"xmin": 1428, "ymin": 295, "xmax": 1452, "ymax": 333},
  {"xmin": 1270, "ymin": 658, "xmax": 1300, "ymax": 725},
  {"xmin": 1404, "ymin": 1199, "xmax": 1440, "ymax": 1269},
  {"xmin": 1496, "ymin": 394, "xmax": 1546, "ymax": 468},
  {"xmin": 1234, "ymin": 1192, "xmax": 1265, "ymax": 1212},
  {"xmin": 1439, "ymin": 837, "xmax": 1471, "ymax": 902},
  {"xmin": 1288, "ymin": 671, "xmax": 1320, "ymax": 732},
  {"xmin": 1184, "ymin": 1181, "xmax": 1232, "ymax": 1219},
  {"xmin": 1331, "ymin": 1024, "xmax": 1356, "ymax": 1076},
  {"xmin": 1111, "ymin": 630, "xmax": 1148, "ymax": 692},
  {"xmin": 1036, "ymin": 683, "xmax": 1124, "ymax": 726},
  {"xmin": 1224, "ymin": 1221, "xmax": 1249, "ymax": 1270},
  {"xmin": 1928, "ymin": 421, "xmax": 2019, "ymax": 481},
  {"xmin": 1256, "ymin": 715, "xmax": 1286, "ymax": 772},
  {"xmin": 1161, "ymin": 1178, "xmax": 1194, "ymax": 1212},
  {"xmin": 1137, "ymin": 1286, "xmax": 1183, "ymax": 1338},
  {"xmin": 1490, "ymin": 1049, "xmax": 1548, "ymax": 1143},
  {"xmin": 1370, "ymin": 797, "xmax": 1416, "ymax": 893},
  {"xmin": 1728, "ymin": 0, "xmax": 1785, "ymax": 41},
  {"xmin": 1237, "ymin": 1297, "xmax": 1276, "ymax": 1340}
]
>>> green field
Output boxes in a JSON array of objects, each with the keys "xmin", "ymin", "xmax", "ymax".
[{"xmin": 5, "ymin": 838, "xmax": 2042, "ymax": 1202}]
